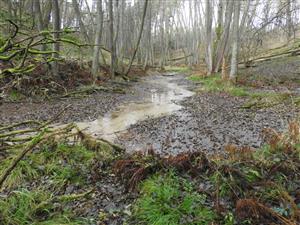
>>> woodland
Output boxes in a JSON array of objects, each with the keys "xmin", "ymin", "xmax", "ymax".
[{"xmin": 0, "ymin": 0, "xmax": 300, "ymax": 224}]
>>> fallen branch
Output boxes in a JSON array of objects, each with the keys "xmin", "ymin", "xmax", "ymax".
[
  {"xmin": 0, "ymin": 120, "xmax": 42, "ymax": 132},
  {"xmin": 0, "ymin": 123, "xmax": 76, "ymax": 189}
]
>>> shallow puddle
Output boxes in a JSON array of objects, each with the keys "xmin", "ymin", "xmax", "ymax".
[{"xmin": 76, "ymin": 75, "xmax": 194, "ymax": 141}]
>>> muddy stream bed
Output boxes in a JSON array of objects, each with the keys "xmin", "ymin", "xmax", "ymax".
[
  {"xmin": 75, "ymin": 74, "xmax": 299, "ymax": 156},
  {"xmin": 1, "ymin": 73, "xmax": 299, "ymax": 155}
]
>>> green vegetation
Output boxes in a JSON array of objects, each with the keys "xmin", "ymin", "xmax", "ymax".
[
  {"xmin": 117, "ymin": 121, "xmax": 300, "ymax": 224},
  {"xmin": 0, "ymin": 188, "xmax": 87, "ymax": 225},
  {"xmin": 0, "ymin": 143, "xmax": 96, "ymax": 224},
  {"xmin": 189, "ymin": 74, "xmax": 300, "ymax": 109},
  {"xmin": 188, "ymin": 74, "xmax": 249, "ymax": 97},
  {"xmin": 0, "ymin": 143, "xmax": 96, "ymax": 189},
  {"xmin": 8, "ymin": 89, "xmax": 24, "ymax": 101},
  {"xmin": 164, "ymin": 66, "xmax": 191, "ymax": 73},
  {"xmin": 242, "ymin": 92, "xmax": 291, "ymax": 109},
  {"xmin": 132, "ymin": 171, "xmax": 215, "ymax": 225}
]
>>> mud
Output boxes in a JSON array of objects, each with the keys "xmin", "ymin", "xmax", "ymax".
[{"xmin": 117, "ymin": 93, "xmax": 299, "ymax": 155}]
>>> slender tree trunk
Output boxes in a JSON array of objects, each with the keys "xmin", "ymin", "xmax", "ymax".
[
  {"xmin": 109, "ymin": 0, "xmax": 115, "ymax": 78},
  {"xmin": 214, "ymin": 0, "xmax": 234, "ymax": 73},
  {"xmin": 113, "ymin": 0, "xmax": 120, "ymax": 69},
  {"xmin": 72, "ymin": 0, "xmax": 91, "ymax": 43},
  {"xmin": 286, "ymin": 0, "xmax": 293, "ymax": 41},
  {"xmin": 52, "ymin": 0, "xmax": 60, "ymax": 77},
  {"xmin": 33, "ymin": 0, "xmax": 46, "ymax": 51},
  {"xmin": 125, "ymin": 0, "xmax": 149, "ymax": 76},
  {"xmin": 229, "ymin": 0, "xmax": 240, "ymax": 81},
  {"xmin": 205, "ymin": 0, "xmax": 213, "ymax": 75},
  {"xmin": 43, "ymin": 0, "xmax": 52, "ymax": 28},
  {"xmin": 92, "ymin": 0, "xmax": 103, "ymax": 78}
]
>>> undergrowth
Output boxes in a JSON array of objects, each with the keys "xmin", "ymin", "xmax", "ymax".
[
  {"xmin": 116, "ymin": 121, "xmax": 300, "ymax": 225},
  {"xmin": 164, "ymin": 66, "xmax": 191, "ymax": 73},
  {"xmin": 0, "ymin": 141, "xmax": 105, "ymax": 224},
  {"xmin": 188, "ymin": 74, "xmax": 249, "ymax": 97},
  {"xmin": 132, "ymin": 171, "xmax": 215, "ymax": 225},
  {"xmin": 188, "ymin": 74, "xmax": 299, "ymax": 109},
  {"xmin": 0, "ymin": 143, "xmax": 96, "ymax": 189},
  {"xmin": 0, "ymin": 188, "xmax": 87, "ymax": 225}
]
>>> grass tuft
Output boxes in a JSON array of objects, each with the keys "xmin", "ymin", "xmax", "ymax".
[
  {"xmin": 164, "ymin": 66, "xmax": 191, "ymax": 73},
  {"xmin": 0, "ymin": 188, "xmax": 86, "ymax": 225},
  {"xmin": 132, "ymin": 171, "xmax": 216, "ymax": 225},
  {"xmin": 188, "ymin": 74, "xmax": 249, "ymax": 97}
]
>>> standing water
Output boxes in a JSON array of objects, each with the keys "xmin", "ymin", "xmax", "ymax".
[{"xmin": 76, "ymin": 75, "xmax": 194, "ymax": 141}]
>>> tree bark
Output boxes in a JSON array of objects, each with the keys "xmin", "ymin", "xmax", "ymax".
[
  {"xmin": 109, "ymin": 0, "xmax": 115, "ymax": 78},
  {"xmin": 229, "ymin": 0, "xmax": 241, "ymax": 81},
  {"xmin": 214, "ymin": 0, "xmax": 233, "ymax": 73},
  {"xmin": 33, "ymin": 0, "xmax": 46, "ymax": 51},
  {"xmin": 92, "ymin": 0, "xmax": 103, "ymax": 78},
  {"xmin": 42, "ymin": 0, "xmax": 52, "ymax": 28},
  {"xmin": 205, "ymin": 0, "xmax": 213, "ymax": 75},
  {"xmin": 286, "ymin": 0, "xmax": 293, "ymax": 41},
  {"xmin": 72, "ymin": 0, "xmax": 91, "ymax": 43},
  {"xmin": 52, "ymin": 0, "xmax": 60, "ymax": 77}
]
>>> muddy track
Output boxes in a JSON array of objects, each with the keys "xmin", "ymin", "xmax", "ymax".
[{"xmin": 117, "ymin": 92, "xmax": 299, "ymax": 155}]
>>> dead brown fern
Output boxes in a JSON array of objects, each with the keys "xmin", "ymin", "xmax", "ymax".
[
  {"xmin": 225, "ymin": 144, "xmax": 254, "ymax": 161},
  {"xmin": 236, "ymin": 199, "xmax": 296, "ymax": 225}
]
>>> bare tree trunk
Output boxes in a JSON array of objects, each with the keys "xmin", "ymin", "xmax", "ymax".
[
  {"xmin": 286, "ymin": 0, "xmax": 293, "ymax": 41},
  {"xmin": 33, "ymin": 0, "xmax": 46, "ymax": 51},
  {"xmin": 113, "ymin": 0, "xmax": 120, "ymax": 69},
  {"xmin": 43, "ymin": 0, "xmax": 52, "ymax": 28},
  {"xmin": 125, "ymin": 0, "xmax": 149, "ymax": 76},
  {"xmin": 109, "ymin": 0, "xmax": 115, "ymax": 78},
  {"xmin": 229, "ymin": 0, "xmax": 240, "ymax": 81},
  {"xmin": 92, "ymin": 0, "xmax": 103, "ymax": 78},
  {"xmin": 72, "ymin": 0, "xmax": 91, "ymax": 43},
  {"xmin": 205, "ymin": 0, "xmax": 213, "ymax": 75},
  {"xmin": 52, "ymin": 0, "xmax": 60, "ymax": 77},
  {"xmin": 214, "ymin": 0, "xmax": 234, "ymax": 73}
]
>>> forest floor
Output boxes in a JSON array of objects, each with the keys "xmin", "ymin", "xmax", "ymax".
[{"xmin": 1, "ymin": 57, "xmax": 300, "ymax": 225}]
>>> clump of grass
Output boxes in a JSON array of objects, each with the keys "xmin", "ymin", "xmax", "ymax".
[
  {"xmin": 188, "ymin": 74, "xmax": 249, "ymax": 97},
  {"xmin": 0, "ymin": 188, "xmax": 86, "ymax": 225},
  {"xmin": 32, "ymin": 143, "xmax": 96, "ymax": 188},
  {"xmin": 189, "ymin": 74, "xmax": 297, "ymax": 108},
  {"xmin": 0, "ymin": 143, "xmax": 96, "ymax": 189},
  {"xmin": 242, "ymin": 92, "xmax": 291, "ymax": 109},
  {"xmin": 132, "ymin": 171, "xmax": 216, "ymax": 225},
  {"xmin": 8, "ymin": 89, "xmax": 24, "ymax": 101},
  {"xmin": 0, "ymin": 158, "xmax": 39, "ymax": 189},
  {"xmin": 164, "ymin": 66, "xmax": 191, "ymax": 73}
]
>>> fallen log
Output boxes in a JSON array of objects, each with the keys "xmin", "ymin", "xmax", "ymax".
[
  {"xmin": 241, "ymin": 47, "xmax": 300, "ymax": 67},
  {"xmin": 168, "ymin": 54, "xmax": 193, "ymax": 61}
]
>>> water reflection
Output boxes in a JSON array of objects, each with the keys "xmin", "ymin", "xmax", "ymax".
[{"xmin": 76, "ymin": 75, "xmax": 194, "ymax": 141}]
